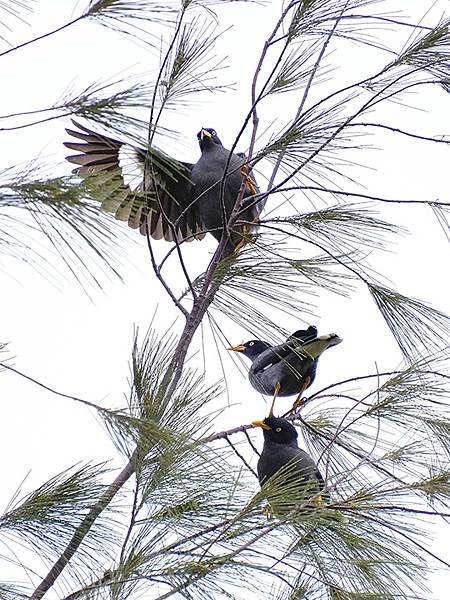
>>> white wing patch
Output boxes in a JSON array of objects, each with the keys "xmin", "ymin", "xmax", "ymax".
[{"xmin": 118, "ymin": 145, "xmax": 145, "ymax": 191}]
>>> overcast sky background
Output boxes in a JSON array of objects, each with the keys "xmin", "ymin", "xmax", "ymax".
[{"xmin": 1, "ymin": 0, "xmax": 449, "ymax": 597}]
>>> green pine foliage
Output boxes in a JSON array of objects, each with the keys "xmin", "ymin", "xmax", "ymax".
[{"xmin": 0, "ymin": 1, "xmax": 449, "ymax": 599}]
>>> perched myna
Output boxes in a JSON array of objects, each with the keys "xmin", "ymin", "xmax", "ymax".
[
  {"xmin": 64, "ymin": 122, "xmax": 263, "ymax": 253},
  {"xmin": 228, "ymin": 326, "xmax": 342, "ymax": 412},
  {"xmin": 252, "ymin": 416, "xmax": 326, "ymax": 512}
]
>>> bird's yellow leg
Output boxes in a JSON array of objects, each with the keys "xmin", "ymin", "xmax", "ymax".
[
  {"xmin": 233, "ymin": 165, "xmax": 259, "ymax": 254},
  {"xmin": 290, "ymin": 376, "xmax": 311, "ymax": 413},
  {"xmin": 262, "ymin": 503, "xmax": 274, "ymax": 520},
  {"xmin": 233, "ymin": 229, "xmax": 250, "ymax": 254},
  {"xmin": 269, "ymin": 382, "xmax": 281, "ymax": 417},
  {"xmin": 240, "ymin": 165, "xmax": 258, "ymax": 196},
  {"xmin": 233, "ymin": 221, "xmax": 259, "ymax": 254},
  {"xmin": 314, "ymin": 493, "xmax": 326, "ymax": 508}
]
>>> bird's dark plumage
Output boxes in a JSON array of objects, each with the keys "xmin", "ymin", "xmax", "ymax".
[
  {"xmin": 252, "ymin": 416, "xmax": 326, "ymax": 507},
  {"xmin": 228, "ymin": 327, "xmax": 342, "ymax": 401},
  {"xmin": 64, "ymin": 122, "xmax": 264, "ymax": 251}
]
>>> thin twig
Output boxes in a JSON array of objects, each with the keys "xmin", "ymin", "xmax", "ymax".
[
  {"xmin": 145, "ymin": 229, "xmax": 189, "ymax": 317},
  {"xmin": 268, "ymin": 2, "xmax": 345, "ymax": 190},
  {"xmin": 30, "ymin": 455, "xmax": 136, "ymax": 600},
  {"xmin": 0, "ymin": 15, "xmax": 84, "ymax": 59},
  {"xmin": 352, "ymin": 511, "xmax": 450, "ymax": 569},
  {"xmin": 347, "ymin": 121, "xmax": 450, "ymax": 144},
  {"xmin": 293, "ymin": 413, "xmax": 408, "ymax": 487},
  {"xmin": 0, "ymin": 363, "xmax": 100, "ymax": 411},
  {"xmin": 119, "ymin": 479, "xmax": 140, "ymax": 563},
  {"xmin": 201, "ymin": 423, "xmax": 255, "ymax": 444},
  {"xmin": 243, "ymin": 428, "xmax": 261, "ymax": 457},
  {"xmin": 263, "ymin": 187, "xmax": 450, "ymax": 207},
  {"xmin": 225, "ymin": 434, "xmax": 259, "ymax": 479}
]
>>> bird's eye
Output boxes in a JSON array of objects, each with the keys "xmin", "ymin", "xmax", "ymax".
[
  {"xmin": 248, "ymin": 341, "xmax": 254, "ymax": 346},
  {"xmin": 275, "ymin": 427, "xmax": 282, "ymax": 432},
  {"xmin": 211, "ymin": 130, "xmax": 216, "ymax": 136}
]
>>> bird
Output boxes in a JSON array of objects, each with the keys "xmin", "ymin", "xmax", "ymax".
[
  {"xmin": 252, "ymin": 415, "xmax": 326, "ymax": 513},
  {"xmin": 228, "ymin": 326, "xmax": 342, "ymax": 413},
  {"xmin": 64, "ymin": 121, "xmax": 263, "ymax": 254}
]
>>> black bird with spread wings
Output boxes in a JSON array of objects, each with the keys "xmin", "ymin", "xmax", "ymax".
[
  {"xmin": 228, "ymin": 326, "xmax": 342, "ymax": 412},
  {"xmin": 64, "ymin": 122, "xmax": 263, "ymax": 253}
]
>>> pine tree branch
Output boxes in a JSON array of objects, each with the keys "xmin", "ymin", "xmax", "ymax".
[
  {"xmin": 215, "ymin": 0, "xmax": 298, "ymax": 219},
  {"xmin": 59, "ymin": 516, "xmax": 240, "ymax": 600},
  {"xmin": 294, "ymin": 412, "xmax": 410, "ymax": 487},
  {"xmin": 0, "ymin": 15, "xmax": 84, "ymax": 59},
  {"xmin": 6, "ymin": 5, "xmax": 450, "ymax": 598},
  {"xmin": 259, "ymin": 222, "xmax": 370, "ymax": 284},
  {"xmin": 201, "ymin": 422, "xmax": 255, "ymax": 444},
  {"xmin": 29, "ymin": 105, "xmax": 262, "ymax": 600},
  {"xmin": 243, "ymin": 428, "xmax": 261, "ymax": 457},
  {"xmin": 342, "ymin": 14, "xmax": 434, "ymax": 31},
  {"xmin": 60, "ymin": 570, "xmax": 115, "ymax": 600},
  {"xmin": 347, "ymin": 121, "xmax": 450, "ymax": 144},
  {"xmin": 224, "ymin": 434, "xmax": 258, "ymax": 479},
  {"xmin": 265, "ymin": 75, "xmax": 440, "ymax": 201},
  {"xmin": 265, "ymin": 187, "xmax": 450, "ymax": 206},
  {"xmin": 145, "ymin": 229, "xmax": 189, "ymax": 317},
  {"xmin": 201, "ymin": 413, "xmax": 411, "ymax": 488},
  {"xmin": 119, "ymin": 479, "xmax": 140, "ymax": 563},
  {"xmin": 306, "ymin": 369, "xmax": 450, "ymax": 402},
  {"xmin": 355, "ymin": 511, "xmax": 450, "ymax": 569},
  {"xmin": 152, "ymin": 0, "xmax": 296, "ymax": 399},
  {"xmin": 5, "ymin": 10, "xmax": 276, "ymax": 590},
  {"xmin": 0, "ymin": 363, "xmax": 100, "ymax": 411},
  {"xmin": 30, "ymin": 456, "xmax": 135, "ymax": 600},
  {"xmin": 341, "ymin": 505, "xmax": 450, "ymax": 518},
  {"xmin": 268, "ymin": 3, "xmax": 344, "ymax": 190}
]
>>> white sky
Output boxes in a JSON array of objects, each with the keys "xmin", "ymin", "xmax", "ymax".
[{"xmin": 1, "ymin": 0, "xmax": 449, "ymax": 598}]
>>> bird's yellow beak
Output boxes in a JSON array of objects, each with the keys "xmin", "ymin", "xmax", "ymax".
[
  {"xmin": 201, "ymin": 129, "xmax": 212, "ymax": 139},
  {"xmin": 252, "ymin": 420, "xmax": 271, "ymax": 430},
  {"xmin": 227, "ymin": 345, "xmax": 246, "ymax": 352}
]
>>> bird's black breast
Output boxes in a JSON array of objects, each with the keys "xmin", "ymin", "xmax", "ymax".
[
  {"xmin": 191, "ymin": 146, "xmax": 258, "ymax": 245},
  {"xmin": 257, "ymin": 442, "xmax": 321, "ymax": 487}
]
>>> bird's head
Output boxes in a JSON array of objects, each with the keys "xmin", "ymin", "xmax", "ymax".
[
  {"xmin": 252, "ymin": 416, "xmax": 298, "ymax": 445},
  {"xmin": 197, "ymin": 128, "xmax": 223, "ymax": 151},
  {"xmin": 227, "ymin": 339, "xmax": 271, "ymax": 358}
]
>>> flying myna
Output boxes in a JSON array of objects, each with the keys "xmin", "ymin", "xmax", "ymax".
[
  {"xmin": 228, "ymin": 326, "xmax": 342, "ymax": 412},
  {"xmin": 252, "ymin": 416, "xmax": 326, "ymax": 512},
  {"xmin": 64, "ymin": 122, "xmax": 263, "ymax": 253}
]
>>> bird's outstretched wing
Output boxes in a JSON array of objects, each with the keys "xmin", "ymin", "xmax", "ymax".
[{"xmin": 64, "ymin": 120, "xmax": 205, "ymax": 243}]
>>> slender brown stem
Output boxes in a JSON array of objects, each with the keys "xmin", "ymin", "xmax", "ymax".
[
  {"xmin": 262, "ymin": 186, "xmax": 450, "ymax": 206},
  {"xmin": 0, "ymin": 15, "xmax": 84, "ymax": 59},
  {"xmin": 225, "ymin": 435, "xmax": 258, "ymax": 479},
  {"xmin": 267, "ymin": 4, "xmax": 344, "ymax": 190},
  {"xmin": 145, "ymin": 229, "xmax": 189, "ymax": 317},
  {"xmin": 201, "ymin": 422, "xmax": 255, "ymax": 444},
  {"xmin": 30, "ymin": 456, "xmax": 136, "ymax": 599},
  {"xmin": 346, "ymin": 121, "xmax": 450, "ymax": 144}
]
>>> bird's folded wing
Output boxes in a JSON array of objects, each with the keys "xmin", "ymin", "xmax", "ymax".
[
  {"xmin": 287, "ymin": 326, "xmax": 318, "ymax": 345},
  {"xmin": 64, "ymin": 120, "xmax": 205, "ymax": 243},
  {"xmin": 252, "ymin": 340, "xmax": 309, "ymax": 374},
  {"xmin": 258, "ymin": 332, "xmax": 339, "ymax": 373}
]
